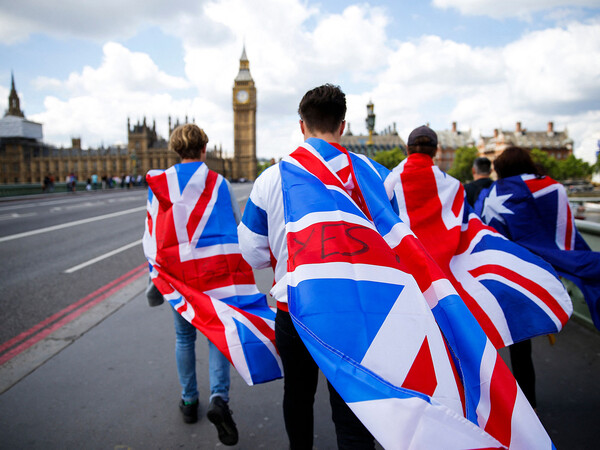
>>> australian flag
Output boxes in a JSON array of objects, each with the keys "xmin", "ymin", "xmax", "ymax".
[
  {"xmin": 385, "ymin": 155, "xmax": 572, "ymax": 348},
  {"xmin": 143, "ymin": 162, "xmax": 282, "ymax": 385},
  {"xmin": 477, "ymin": 174, "xmax": 600, "ymax": 330},
  {"xmin": 281, "ymin": 138, "xmax": 552, "ymax": 449}
]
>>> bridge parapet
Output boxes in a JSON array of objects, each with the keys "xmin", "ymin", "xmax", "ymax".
[{"xmin": 565, "ymin": 219, "xmax": 600, "ymax": 331}]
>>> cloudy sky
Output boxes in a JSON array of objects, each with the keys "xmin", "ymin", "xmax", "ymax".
[{"xmin": 1, "ymin": 0, "xmax": 599, "ymax": 162}]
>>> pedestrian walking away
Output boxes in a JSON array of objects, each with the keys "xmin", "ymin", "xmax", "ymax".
[{"xmin": 142, "ymin": 123, "xmax": 282, "ymax": 446}]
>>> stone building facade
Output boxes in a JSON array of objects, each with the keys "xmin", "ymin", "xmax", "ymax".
[
  {"xmin": 434, "ymin": 122, "xmax": 475, "ymax": 171},
  {"xmin": 477, "ymin": 122, "xmax": 573, "ymax": 161},
  {"xmin": 0, "ymin": 48, "xmax": 260, "ymax": 185}
]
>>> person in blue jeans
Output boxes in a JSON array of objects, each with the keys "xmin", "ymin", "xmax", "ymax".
[
  {"xmin": 171, "ymin": 308, "xmax": 230, "ymax": 412},
  {"xmin": 145, "ymin": 123, "xmax": 240, "ymax": 446},
  {"xmin": 171, "ymin": 308, "xmax": 238, "ymax": 445}
]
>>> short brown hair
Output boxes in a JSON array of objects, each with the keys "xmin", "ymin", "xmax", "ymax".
[
  {"xmin": 493, "ymin": 146, "xmax": 539, "ymax": 179},
  {"xmin": 169, "ymin": 124, "xmax": 208, "ymax": 159},
  {"xmin": 406, "ymin": 125, "xmax": 438, "ymax": 157},
  {"xmin": 407, "ymin": 138, "xmax": 438, "ymax": 157},
  {"xmin": 298, "ymin": 84, "xmax": 346, "ymax": 134}
]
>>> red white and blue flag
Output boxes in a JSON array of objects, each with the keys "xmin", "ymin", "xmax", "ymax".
[
  {"xmin": 384, "ymin": 155, "xmax": 572, "ymax": 348},
  {"xmin": 281, "ymin": 138, "xmax": 552, "ymax": 449},
  {"xmin": 143, "ymin": 162, "xmax": 282, "ymax": 385},
  {"xmin": 477, "ymin": 174, "xmax": 600, "ymax": 330}
]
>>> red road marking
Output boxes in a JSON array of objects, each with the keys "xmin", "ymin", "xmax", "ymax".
[{"xmin": 0, "ymin": 263, "xmax": 147, "ymax": 365}]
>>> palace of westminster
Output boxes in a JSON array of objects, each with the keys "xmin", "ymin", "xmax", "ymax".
[{"xmin": 0, "ymin": 49, "xmax": 573, "ymax": 185}]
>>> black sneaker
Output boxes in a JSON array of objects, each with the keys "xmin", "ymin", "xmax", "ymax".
[
  {"xmin": 206, "ymin": 396, "xmax": 238, "ymax": 446},
  {"xmin": 179, "ymin": 399, "xmax": 199, "ymax": 424}
]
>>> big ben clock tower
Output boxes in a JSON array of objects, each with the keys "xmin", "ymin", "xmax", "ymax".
[{"xmin": 233, "ymin": 46, "xmax": 257, "ymax": 181}]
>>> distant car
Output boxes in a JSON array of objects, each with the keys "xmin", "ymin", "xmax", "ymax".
[{"xmin": 238, "ymin": 178, "xmax": 247, "ymax": 183}]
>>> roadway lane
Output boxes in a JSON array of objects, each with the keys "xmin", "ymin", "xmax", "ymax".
[{"xmin": 0, "ymin": 183, "xmax": 253, "ymax": 348}]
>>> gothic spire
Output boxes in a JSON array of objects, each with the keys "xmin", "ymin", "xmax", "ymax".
[
  {"xmin": 235, "ymin": 46, "xmax": 252, "ymax": 82},
  {"xmin": 6, "ymin": 71, "xmax": 25, "ymax": 118}
]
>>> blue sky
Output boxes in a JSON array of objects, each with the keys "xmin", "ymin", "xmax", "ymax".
[{"xmin": 1, "ymin": 0, "xmax": 599, "ymax": 162}]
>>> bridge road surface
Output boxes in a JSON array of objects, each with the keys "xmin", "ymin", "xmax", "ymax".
[
  {"xmin": 0, "ymin": 185, "xmax": 340, "ymax": 449},
  {"xmin": 0, "ymin": 186, "xmax": 599, "ymax": 449}
]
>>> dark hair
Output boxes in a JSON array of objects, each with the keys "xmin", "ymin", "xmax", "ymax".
[
  {"xmin": 169, "ymin": 124, "xmax": 208, "ymax": 159},
  {"xmin": 298, "ymin": 84, "xmax": 346, "ymax": 134},
  {"xmin": 493, "ymin": 146, "xmax": 539, "ymax": 179},
  {"xmin": 407, "ymin": 137, "xmax": 438, "ymax": 157},
  {"xmin": 473, "ymin": 156, "xmax": 491, "ymax": 175}
]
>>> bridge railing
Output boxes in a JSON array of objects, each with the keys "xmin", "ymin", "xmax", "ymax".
[{"xmin": 566, "ymin": 219, "xmax": 600, "ymax": 330}]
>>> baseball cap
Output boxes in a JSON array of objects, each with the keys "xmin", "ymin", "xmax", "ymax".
[{"xmin": 407, "ymin": 125, "xmax": 438, "ymax": 147}]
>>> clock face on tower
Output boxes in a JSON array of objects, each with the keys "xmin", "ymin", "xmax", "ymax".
[{"xmin": 236, "ymin": 89, "xmax": 249, "ymax": 103}]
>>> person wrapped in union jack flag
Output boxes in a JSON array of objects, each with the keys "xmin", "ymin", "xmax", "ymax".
[
  {"xmin": 143, "ymin": 124, "xmax": 282, "ymax": 446},
  {"xmin": 475, "ymin": 146, "xmax": 600, "ymax": 408},
  {"xmin": 384, "ymin": 128, "xmax": 574, "ymax": 411},
  {"xmin": 476, "ymin": 146, "xmax": 599, "ymax": 331},
  {"xmin": 239, "ymin": 85, "xmax": 555, "ymax": 448},
  {"xmin": 238, "ymin": 84, "xmax": 377, "ymax": 449}
]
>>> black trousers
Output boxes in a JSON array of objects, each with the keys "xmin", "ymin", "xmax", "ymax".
[
  {"xmin": 275, "ymin": 309, "xmax": 375, "ymax": 450},
  {"xmin": 509, "ymin": 339, "xmax": 536, "ymax": 408}
]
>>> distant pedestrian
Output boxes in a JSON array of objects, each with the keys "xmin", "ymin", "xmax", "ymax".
[
  {"xmin": 43, "ymin": 175, "xmax": 50, "ymax": 192},
  {"xmin": 464, "ymin": 156, "xmax": 493, "ymax": 207}
]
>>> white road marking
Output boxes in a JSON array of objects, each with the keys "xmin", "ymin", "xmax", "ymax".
[
  {"xmin": 0, "ymin": 212, "xmax": 37, "ymax": 221},
  {"xmin": 64, "ymin": 239, "xmax": 143, "ymax": 273},
  {"xmin": 0, "ymin": 206, "xmax": 146, "ymax": 243}
]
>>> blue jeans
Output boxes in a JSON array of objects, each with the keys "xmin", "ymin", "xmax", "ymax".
[{"xmin": 171, "ymin": 307, "xmax": 230, "ymax": 403}]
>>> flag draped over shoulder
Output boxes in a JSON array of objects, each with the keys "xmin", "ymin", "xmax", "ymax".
[
  {"xmin": 384, "ymin": 155, "xmax": 572, "ymax": 348},
  {"xmin": 281, "ymin": 138, "xmax": 552, "ymax": 449},
  {"xmin": 476, "ymin": 174, "xmax": 600, "ymax": 330},
  {"xmin": 143, "ymin": 162, "xmax": 282, "ymax": 385}
]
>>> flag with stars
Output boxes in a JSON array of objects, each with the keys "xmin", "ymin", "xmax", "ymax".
[
  {"xmin": 143, "ymin": 162, "xmax": 282, "ymax": 385},
  {"xmin": 477, "ymin": 174, "xmax": 600, "ymax": 330},
  {"xmin": 385, "ymin": 155, "xmax": 572, "ymax": 348},
  {"xmin": 281, "ymin": 139, "xmax": 552, "ymax": 449}
]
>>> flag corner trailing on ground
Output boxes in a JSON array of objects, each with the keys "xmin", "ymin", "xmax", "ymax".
[{"xmin": 142, "ymin": 161, "xmax": 282, "ymax": 386}]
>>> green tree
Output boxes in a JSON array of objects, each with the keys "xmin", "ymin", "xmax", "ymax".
[
  {"xmin": 530, "ymin": 148, "xmax": 559, "ymax": 178},
  {"xmin": 447, "ymin": 146, "xmax": 479, "ymax": 182},
  {"xmin": 559, "ymin": 154, "xmax": 592, "ymax": 180},
  {"xmin": 530, "ymin": 149, "xmax": 592, "ymax": 180},
  {"xmin": 257, "ymin": 159, "xmax": 276, "ymax": 177},
  {"xmin": 372, "ymin": 147, "xmax": 406, "ymax": 169}
]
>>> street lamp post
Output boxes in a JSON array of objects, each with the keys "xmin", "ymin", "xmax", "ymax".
[{"xmin": 365, "ymin": 101, "xmax": 375, "ymax": 158}]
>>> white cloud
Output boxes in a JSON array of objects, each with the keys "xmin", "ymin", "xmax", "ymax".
[
  {"xmin": 502, "ymin": 21, "xmax": 600, "ymax": 114},
  {"xmin": 27, "ymin": 42, "xmax": 193, "ymax": 148},
  {"xmin": 347, "ymin": 20, "xmax": 600, "ymax": 163},
  {"xmin": 0, "ymin": 0, "xmax": 206, "ymax": 43},
  {"xmin": 176, "ymin": 0, "xmax": 395, "ymax": 158},
  {"xmin": 0, "ymin": 85, "xmax": 8, "ymax": 112},
  {"xmin": 432, "ymin": 0, "xmax": 599, "ymax": 19},
  {"xmin": 4, "ymin": 0, "xmax": 599, "ymax": 165}
]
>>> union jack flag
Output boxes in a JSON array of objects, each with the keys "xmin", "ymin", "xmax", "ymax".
[
  {"xmin": 143, "ymin": 162, "xmax": 282, "ymax": 385},
  {"xmin": 281, "ymin": 138, "xmax": 552, "ymax": 449},
  {"xmin": 477, "ymin": 174, "xmax": 600, "ymax": 330},
  {"xmin": 384, "ymin": 155, "xmax": 573, "ymax": 348}
]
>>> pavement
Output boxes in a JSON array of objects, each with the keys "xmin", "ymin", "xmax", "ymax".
[{"xmin": 1, "ymin": 267, "xmax": 599, "ymax": 450}]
